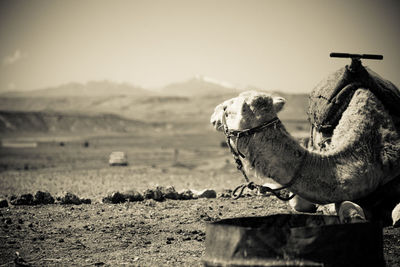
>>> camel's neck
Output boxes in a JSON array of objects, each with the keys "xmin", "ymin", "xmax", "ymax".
[
  {"xmin": 237, "ymin": 122, "xmax": 306, "ymax": 187},
  {"xmin": 236, "ymin": 122, "xmax": 391, "ymax": 204}
]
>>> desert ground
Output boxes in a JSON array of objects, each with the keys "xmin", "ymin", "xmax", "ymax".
[{"xmin": 0, "ymin": 130, "xmax": 399, "ymax": 266}]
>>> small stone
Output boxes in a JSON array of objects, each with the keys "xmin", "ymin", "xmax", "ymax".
[
  {"xmin": 195, "ymin": 235, "xmax": 204, "ymax": 242},
  {"xmin": 34, "ymin": 191, "xmax": 55, "ymax": 205},
  {"xmin": 4, "ymin": 218, "xmax": 12, "ymax": 224},
  {"xmin": 217, "ymin": 189, "xmax": 232, "ymax": 198},
  {"xmin": 102, "ymin": 192, "xmax": 126, "ymax": 204},
  {"xmin": 143, "ymin": 189, "xmax": 154, "ymax": 199},
  {"xmin": 0, "ymin": 198, "xmax": 8, "ymax": 208},
  {"xmin": 59, "ymin": 238, "xmax": 64, "ymax": 242},
  {"xmin": 18, "ymin": 218, "xmax": 24, "ymax": 224},
  {"xmin": 158, "ymin": 186, "xmax": 179, "ymax": 200},
  {"xmin": 153, "ymin": 188, "xmax": 165, "ymax": 201},
  {"xmin": 143, "ymin": 188, "xmax": 164, "ymax": 202},
  {"xmin": 178, "ymin": 189, "xmax": 196, "ymax": 200},
  {"xmin": 80, "ymin": 198, "xmax": 92, "ymax": 204},
  {"xmin": 60, "ymin": 192, "xmax": 82, "ymax": 205},
  {"xmin": 10, "ymin": 194, "xmax": 34, "ymax": 206},
  {"xmin": 194, "ymin": 189, "xmax": 216, "ymax": 199},
  {"xmin": 122, "ymin": 190, "xmax": 144, "ymax": 202}
]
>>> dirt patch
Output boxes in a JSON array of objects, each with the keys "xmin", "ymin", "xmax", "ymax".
[{"xmin": 1, "ymin": 197, "xmax": 399, "ymax": 266}]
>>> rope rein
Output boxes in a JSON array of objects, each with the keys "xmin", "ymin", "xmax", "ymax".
[{"xmin": 222, "ymin": 112, "xmax": 303, "ymax": 201}]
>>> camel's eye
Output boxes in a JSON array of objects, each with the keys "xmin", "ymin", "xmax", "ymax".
[{"xmin": 225, "ymin": 112, "xmax": 228, "ymax": 117}]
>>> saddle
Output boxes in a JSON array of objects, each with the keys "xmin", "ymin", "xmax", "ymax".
[{"xmin": 308, "ymin": 55, "xmax": 400, "ymax": 135}]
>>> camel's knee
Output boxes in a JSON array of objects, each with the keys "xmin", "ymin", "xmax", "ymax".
[
  {"xmin": 289, "ymin": 195, "xmax": 317, "ymax": 213},
  {"xmin": 392, "ymin": 203, "xmax": 400, "ymax": 227},
  {"xmin": 336, "ymin": 201, "xmax": 366, "ymax": 224}
]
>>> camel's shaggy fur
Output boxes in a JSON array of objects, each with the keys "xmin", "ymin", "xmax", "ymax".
[{"xmin": 211, "ymin": 90, "xmax": 400, "ymax": 224}]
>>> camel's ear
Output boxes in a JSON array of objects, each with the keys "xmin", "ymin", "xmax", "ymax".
[{"xmin": 273, "ymin": 96, "xmax": 286, "ymax": 113}]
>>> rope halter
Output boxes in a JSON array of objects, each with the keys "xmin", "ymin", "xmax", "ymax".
[{"xmin": 221, "ymin": 110, "xmax": 298, "ymax": 201}]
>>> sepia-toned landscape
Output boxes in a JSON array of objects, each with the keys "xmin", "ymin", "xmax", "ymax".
[{"xmin": 1, "ymin": 0, "xmax": 400, "ymax": 266}]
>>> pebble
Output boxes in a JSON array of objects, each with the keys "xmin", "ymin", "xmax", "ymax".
[
  {"xmin": 193, "ymin": 189, "xmax": 217, "ymax": 199},
  {"xmin": 158, "ymin": 186, "xmax": 179, "ymax": 200},
  {"xmin": 0, "ymin": 198, "xmax": 8, "ymax": 208},
  {"xmin": 34, "ymin": 191, "xmax": 55, "ymax": 205},
  {"xmin": 178, "ymin": 189, "xmax": 196, "ymax": 200},
  {"xmin": 143, "ymin": 188, "xmax": 165, "ymax": 202},
  {"xmin": 10, "ymin": 194, "xmax": 34, "ymax": 206},
  {"xmin": 102, "ymin": 192, "xmax": 126, "ymax": 204},
  {"xmin": 60, "ymin": 192, "xmax": 82, "ymax": 205},
  {"xmin": 122, "ymin": 190, "xmax": 144, "ymax": 202}
]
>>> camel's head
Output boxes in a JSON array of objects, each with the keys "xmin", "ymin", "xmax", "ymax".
[{"xmin": 210, "ymin": 91, "xmax": 286, "ymax": 131}]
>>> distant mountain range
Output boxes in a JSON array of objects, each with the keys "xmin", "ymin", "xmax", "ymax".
[
  {"xmin": 1, "ymin": 81, "xmax": 151, "ymax": 98},
  {"xmin": 0, "ymin": 78, "xmax": 309, "ymax": 136},
  {"xmin": 0, "ymin": 110, "xmax": 164, "ymax": 135}
]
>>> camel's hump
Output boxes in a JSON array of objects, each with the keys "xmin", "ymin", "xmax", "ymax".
[{"xmin": 308, "ymin": 64, "xmax": 400, "ymax": 134}]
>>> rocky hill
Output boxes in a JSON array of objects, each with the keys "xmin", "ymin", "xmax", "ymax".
[
  {"xmin": 0, "ymin": 79, "xmax": 309, "ymax": 136},
  {"xmin": 0, "ymin": 111, "xmax": 161, "ymax": 135}
]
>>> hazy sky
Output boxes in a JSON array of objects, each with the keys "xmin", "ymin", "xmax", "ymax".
[{"xmin": 0, "ymin": 0, "xmax": 399, "ymax": 93}]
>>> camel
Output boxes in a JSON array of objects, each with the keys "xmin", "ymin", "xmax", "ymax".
[{"xmin": 210, "ymin": 89, "xmax": 400, "ymax": 226}]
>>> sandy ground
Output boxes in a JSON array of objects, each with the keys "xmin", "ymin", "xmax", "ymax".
[{"xmin": 1, "ymin": 196, "xmax": 399, "ymax": 266}]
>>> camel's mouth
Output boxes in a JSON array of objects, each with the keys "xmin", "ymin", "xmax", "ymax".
[{"xmin": 210, "ymin": 104, "xmax": 225, "ymax": 132}]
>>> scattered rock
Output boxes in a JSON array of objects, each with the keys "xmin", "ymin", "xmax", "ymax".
[
  {"xmin": 34, "ymin": 191, "xmax": 54, "ymax": 205},
  {"xmin": 217, "ymin": 189, "xmax": 232, "ymax": 198},
  {"xmin": 60, "ymin": 192, "xmax": 82, "ymax": 205},
  {"xmin": 158, "ymin": 186, "xmax": 179, "ymax": 200},
  {"xmin": 178, "ymin": 189, "xmax": 196, "ymax": 200},
  {"xmin": 4, "ymin": 217, "xmax": 12, "ymax": 224},
  {"xmin": 122, "ymin": 190, "xmax": 144, "ymax": 202},
  {"xmin": 102, "ymin": 192, "xmax": 126, "ymax": 204},
  {"xmin": 143, "ymin": 188, "xmax": 164, "ymax": 202},
  {"xmin": 80, "ymin": 198, "xmax": 92, "ymax": 204},
  {"xmin": 10, "ymin": 194, "xmax": 34, "ymax": 206},
  {"xmin": 0, "ymin": 198, "xmax": 8, "ymax": 208},
  {"xmin": 193, "ymin": 189, "xmax": 216, "ymax": 199}
]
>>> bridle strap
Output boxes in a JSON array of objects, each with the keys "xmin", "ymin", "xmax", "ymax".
[
  {"xmin": 222, "ymin": 112, "xmax": 302, "ymax": 201},
  {"xmin": 223, "ymin": 115, "xmax": 280, "ymax": 159}
]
